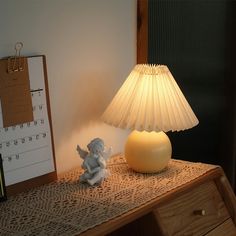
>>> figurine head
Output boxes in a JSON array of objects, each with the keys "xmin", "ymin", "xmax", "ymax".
[{"xmin": 87, "ymin": 138, "xmax": 104, "ymax": 155}]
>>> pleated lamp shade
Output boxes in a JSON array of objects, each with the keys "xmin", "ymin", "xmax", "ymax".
[{"xmin": 102, "ymin": 64, "xmax": 199, "ymax": 132}]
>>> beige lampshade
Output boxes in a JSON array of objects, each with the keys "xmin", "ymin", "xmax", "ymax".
[{"xmin": 102, "ymin": 64, "xmax": 199, "ymax": 132}]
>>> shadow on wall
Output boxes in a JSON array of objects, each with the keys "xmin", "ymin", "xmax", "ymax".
[
  {"xmin": 54, "ymin": 70, "xmax": 129, "ymax": 174},
  {"xmin": 55, "ymin": 71, "xmax": 110, "ymax": 143}
]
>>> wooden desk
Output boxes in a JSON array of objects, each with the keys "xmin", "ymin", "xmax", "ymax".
[{"xmin": 1, "ymin": 155, "xmax": 236, "ymax": 236}]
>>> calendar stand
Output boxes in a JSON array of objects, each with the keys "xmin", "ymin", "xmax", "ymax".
[
  {"xmin": 0, "ymin": 55, "xmax": 57, "ymax": 196},
  {"xmin": 6, "ymin": 171, "xmax": 57, "ymax": 196}
]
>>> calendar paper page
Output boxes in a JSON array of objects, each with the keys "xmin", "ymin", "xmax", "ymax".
[
  {"xmin": 0, "ymin": 56, "xmax": 55, "ymax": 186},
  {"xmin": 0, "ymin": 59, "xmax": 33, "ymax": 127}
]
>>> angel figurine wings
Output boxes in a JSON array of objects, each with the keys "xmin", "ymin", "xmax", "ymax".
[{"xmin": 77, "ymin": 138, "xmax": 112, "ymax": 186}]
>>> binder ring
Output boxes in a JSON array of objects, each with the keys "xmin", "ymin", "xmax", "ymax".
[
  {"xmin": 7, "ymin": 42, "xmax": 25, "ymax": 73},
  {"xmin": 15, "ymin": 42, "xmax": 23, "ymax": 57}
]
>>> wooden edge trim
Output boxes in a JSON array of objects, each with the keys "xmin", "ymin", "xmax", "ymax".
[
  {"xmin": 215, "ymin": 167, "xmax": 236, "ymax": 224},
  {"xmin": 137, "ymin": 0, "xmax": 148, "ymax": 64},
  {"xmin": 42, "ymin": 55, "xmax": 57, "ymax": 174},
  {"xmin": 79, "ymin": 167, "xmax": 222, "ymax": 236},
  {"xmin": 6, "ymin": 172, "xmax": 57, "ymax": 196}
]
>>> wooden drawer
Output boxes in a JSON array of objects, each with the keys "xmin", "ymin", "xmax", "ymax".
[
  {"xmin": 155, "ymin": 181, "xmax": 230, "ymax": 236},
  {"xmin": 205, "ymin": 218, "xmax": 236, "ymax": 236}
]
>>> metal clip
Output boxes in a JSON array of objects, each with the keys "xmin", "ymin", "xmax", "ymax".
[{"xmin": 7, "ymin": 42, "xmax": 25, "ymax": 73}]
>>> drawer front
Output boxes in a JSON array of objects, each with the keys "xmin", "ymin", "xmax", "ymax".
[
  {"xmin": 205, "ymin": 218, "xmax": 236, "ymax": 236},
  {"xmin": 155, "ymin": 181, "xmax": 230, "ymax": 236}
]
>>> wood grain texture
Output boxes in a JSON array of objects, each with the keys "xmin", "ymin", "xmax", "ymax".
[
  {"xmin": 137, "ymin": 0, "xmax": 148, "ymax": 64},
  {"xmin": 215, "ymin": 173, "xmax": 236, "ymax": 224},
  {"xmin": 76, "ymin": 166, "xmax": 236, "ymax": 236},
  {"xmin": 107, "ymin": 212, "xmax": 163, "ymax": 236},
  {"xmin": 205, "ymin": 219, "xmax": 236, "ymax": 236},
  {"xmin": 79, "ymin": 169, "xmax": 223, "ymax": 236},
  {"xmin": 156, "ymin": 181, "xmax": 230, "ymax": 236},
  {"xmin": 6, "ymin": 171, "xmax": 57, "ymax": 196}
]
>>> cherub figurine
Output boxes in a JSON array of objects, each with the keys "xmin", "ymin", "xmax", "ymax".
[{"xmin": 77, "ymin": 138, "xmax": 112, "ymax": 186}]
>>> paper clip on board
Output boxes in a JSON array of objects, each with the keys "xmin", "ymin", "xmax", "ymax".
[{"xmin": 7, "ymin": 42, "xmax": 25, "ymax": 73}]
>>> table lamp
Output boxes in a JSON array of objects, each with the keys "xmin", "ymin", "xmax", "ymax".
[{"xmin": 101, "ymin": 64, "xmax": 199, "ymax": 173}]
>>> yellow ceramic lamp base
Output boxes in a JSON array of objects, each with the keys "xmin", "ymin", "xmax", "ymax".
[{"xmin": 125, "ymin": 130, "xmax": 172, "ymax": 173}]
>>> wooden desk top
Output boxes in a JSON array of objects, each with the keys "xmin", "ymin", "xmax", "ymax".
[{"xmin": 0, "ymin": 155, "xmax": 220, "ymax": 236}]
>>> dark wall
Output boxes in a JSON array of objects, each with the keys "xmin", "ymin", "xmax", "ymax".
[{"xmin": 148, "ymin": 0, "xmax": 236, "ymax": 187}]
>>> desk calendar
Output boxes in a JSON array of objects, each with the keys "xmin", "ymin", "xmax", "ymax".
[{"xmin": 0, "ymin": 56, "xmax": 57, "ymax": 195}]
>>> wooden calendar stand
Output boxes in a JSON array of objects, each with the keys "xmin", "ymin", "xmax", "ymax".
[{"xmin": 0, "ymin": 55, "xmax": 57, "ymax": 196}]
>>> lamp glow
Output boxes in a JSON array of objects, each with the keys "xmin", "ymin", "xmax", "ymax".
[{"xmin": 102, "ymin": 64, "xmax": 199, "ymax": 173}]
